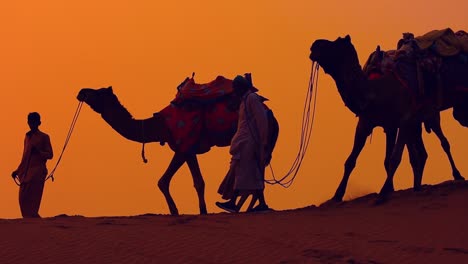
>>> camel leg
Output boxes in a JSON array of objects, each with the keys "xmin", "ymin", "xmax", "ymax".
[
  {"xmin": 185, "ymin": 154, "xmax": 207, "ymax": 215},
  {"xmin": 333, "ymin": 118, "xmax": 373, "ymax": 201},
  {"xmin": 378, "ymin": 126, "xmax": 409, "ymax": 202},
  {"xmin": 383, "ymin": 128, "xmax": 397, "ymax": 173},
  {"xmin": 429, "ymin": 113, "xmax": 464, "ymax": 180},
  {"xmin": 157, "ymin": 153, "xmax": 186, "ymax": 216},
  {"xmin": 407, "ymin": 124, "xmax": 428, "ymax": 191}
]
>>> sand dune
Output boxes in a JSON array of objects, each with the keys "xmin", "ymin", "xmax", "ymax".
[{"xmin": 1, "ymin": 180, "xmax": 467, "ymax": 264}]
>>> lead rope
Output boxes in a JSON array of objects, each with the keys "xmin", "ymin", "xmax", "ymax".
[
  {"xmin": 44, "ymin": 101, "xmax": 84, "ymax": 182},
  {"xmin": 265, "ymin": 62, "xmax": 320, "ymax": 188}
]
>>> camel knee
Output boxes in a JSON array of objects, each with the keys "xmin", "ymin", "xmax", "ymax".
[
  {"xmin": 344, "ymin": 158, "xmax": 356, "ymax": 172},
  {"xmin": 384, "ymin": 158, "xmax": 390, "ymax": 171},
  {"xmin": 193, "ymin": 179, "xmax": 205, "ymax": 193},
  {"xmin": 441, "ymin": 138, "xmax": 450, "ymax": 151},
  {"xmin": 422, "ymin": 149, "xmax": 428, "ymax": 164},
  {"xmin": 389, "ymin": 155, "xmax": 402, "ymax": 168},
  {"xmin": 157, "ymin": 179, "xmax": 169, "ymax": 193}
]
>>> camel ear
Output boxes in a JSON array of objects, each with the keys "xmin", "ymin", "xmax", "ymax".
[
  {"xmin": 107, "ymin": 86, "xmax": 113, "ymax": 92},
  {"xmin": 376, "ymin": 45, "xmax": 381, "ymax": 52},
  {"xmin": 345, "ymin": 35, "xmax": 351, "ymax": 42}
]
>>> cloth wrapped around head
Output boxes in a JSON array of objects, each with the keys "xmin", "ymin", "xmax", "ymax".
[{"xmin": 233, "ymin": 74, "xmax": 259, "ymax": 95}]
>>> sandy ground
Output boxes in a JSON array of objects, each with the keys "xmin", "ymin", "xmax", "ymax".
[{"xmin": 1, "ymin": 180, "xmax": 467, "ymax": 264}]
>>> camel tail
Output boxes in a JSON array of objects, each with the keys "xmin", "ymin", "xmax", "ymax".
[{"xmin": 424, "ymin": 122, "xmax": 432, "ymax": 134}]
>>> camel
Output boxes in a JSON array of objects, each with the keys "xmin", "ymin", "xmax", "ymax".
[
  {"xmin": 76, "ymin": 85, "xmax": 242, "ymax": 216},
  {"xmin": 309, "ymin": 35, "xmax": 467, "ymax": 202},
  {"xmin": 364, "ymin": 46, "xmax": 465, "ymax": 172}
]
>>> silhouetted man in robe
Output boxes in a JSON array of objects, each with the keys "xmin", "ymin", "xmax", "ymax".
[
  {"xmin": 12, "ymin": 112, "xmax": 53, "ymax": 218},
  {"xmin": 216, "ymin": 75, "xmax": 270, "ymax": 213}
]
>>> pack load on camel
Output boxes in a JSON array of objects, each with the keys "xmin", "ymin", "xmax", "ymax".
[
  {"xmin": 405, "ymin": 28, "xmax": 468, "ymax": 56},
  {"xmin": 363, "ymin": 28, "xmax": 468, "ymax": 111},
  {"xmin": 163, "ymin": 74, "xmax": 278, "ymax": 155}
]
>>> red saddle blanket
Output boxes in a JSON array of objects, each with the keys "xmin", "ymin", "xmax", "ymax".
[
  {"xmin": 160, "ymin": 76, "xmax": 239, "ymax": 153},
  {"xmin": 172, "ymin": 75, "xmax": 234, "ymax": 104}
]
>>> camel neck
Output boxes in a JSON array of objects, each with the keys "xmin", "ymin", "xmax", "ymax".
[
  {"xmin": 332, "ymin": 63, "xmax": 369, "ymax": 116},
  {"xmin": 100, "ymin": 98, "xmax": 166, "ymax": 144}
]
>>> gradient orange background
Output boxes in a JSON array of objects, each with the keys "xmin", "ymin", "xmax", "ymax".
[{"xmin": 1, "ymin": 1, "xmax": 467, "ymax": 218}]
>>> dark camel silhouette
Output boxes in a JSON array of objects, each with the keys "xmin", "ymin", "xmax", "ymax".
[
  {"xmin": 77, "ymin": 86, "xmax": 241, "ymax": 215},
  {"xmin": 363, "ymin": 46, "xmax": 464, "ymax": 177},
  {"xmin": 309, "ymin": 35, "xmax": 467, "ymax": 202}
]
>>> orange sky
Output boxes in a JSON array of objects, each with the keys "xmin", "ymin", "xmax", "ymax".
[{"xmin": 1, "ymin": 1, "xmax": 467, "ymax": 218}]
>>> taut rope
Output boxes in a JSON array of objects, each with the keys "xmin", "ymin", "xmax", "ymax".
[
  {"xmin": 265, "ymin": 62, "xmax": 320, "ymax": 188},
  {"xmin": 44, "ymin": 101, "xmax": 84, "ymax": 182}
]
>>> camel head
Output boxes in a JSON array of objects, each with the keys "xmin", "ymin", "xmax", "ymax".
[
  {"xmin": 309, "ymin": 35, "xmax": 359, "ymax": 75},
  {"xmin": 77, "ymin": 86, "xmax": 114, "ymax": 113}
]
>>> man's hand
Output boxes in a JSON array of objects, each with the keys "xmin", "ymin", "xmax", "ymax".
[{"xmin": 11, "ymin": 170, "xmax": 18, "ymax": 179}]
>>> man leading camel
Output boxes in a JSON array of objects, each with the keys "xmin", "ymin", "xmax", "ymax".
[
  {"xmin": 11, "ymin": 112, "xmax": 53, "ymax": 218},
  {"xmin": 216, "ymin": 74, "xmax": 271, "ymax": 213}
]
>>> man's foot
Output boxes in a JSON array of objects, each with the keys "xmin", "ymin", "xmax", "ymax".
[
  {"xmin": 248, "ymin": 203, "xmax": 271, "ymax": 213},
  {"xmin": 215, "ymin": 201, "xmax": 238, "ymax": 213}
]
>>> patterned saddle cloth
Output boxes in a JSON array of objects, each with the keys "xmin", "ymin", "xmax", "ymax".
[
  {"xmin": 172, "ymin": 75, "xmax": 234, "ymax": 105},
  {"xmin": 160, "ymin": 76, "xmax": 239, "ymax": 153}
]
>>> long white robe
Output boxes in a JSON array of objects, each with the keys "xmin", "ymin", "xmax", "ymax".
[{"xmin": 229, "ymin": 91, "xmax": 269, "ymax": 191}]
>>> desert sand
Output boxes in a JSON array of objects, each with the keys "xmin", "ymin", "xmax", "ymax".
[{"xmin": 1, "ymin": 180, "xmax": 467, "ymax": 264}]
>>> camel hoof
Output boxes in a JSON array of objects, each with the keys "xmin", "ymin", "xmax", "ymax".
[
  {"xmin": 453, "ymin": 172, "xmax": 465, "ymax": 181},
  {"xmin": 374, "ymin": 194, "xmax": 390, "ymax": 205},
  {"xmin": 170, "ymin": 211, "xmax": 179, "ymax": 216}
]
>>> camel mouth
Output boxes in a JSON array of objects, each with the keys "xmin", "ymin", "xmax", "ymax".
[
  {"xmin": 309, "ymin": 52, "xmax": 315, "ymax": 61},
  {"xmin": 310, "ymin": 40, "xmax": 327, "ymax": 62},
  {"xmin": 77, "ymin": 88, "xmax": 93, "ymax": 102},
  {"xmin": 77, "ymin": 92, "xmax": 86, "ymax": 102},
  {"xmin": 309, "ymin": 52, "xmax": 319, "ymax": 62}
]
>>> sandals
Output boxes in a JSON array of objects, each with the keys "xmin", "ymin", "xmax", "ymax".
[
  {"xmin": 215, "ymin": 201, "xmax": 238, "ymax": 213},
  {"xmin": 247, "ymin": 204, "xmax": 271, "ymax": 213}
]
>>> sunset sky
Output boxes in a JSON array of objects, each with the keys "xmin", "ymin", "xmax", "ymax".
[{"xmin": 1, "ymin": 1, "xmax": 467, "ymax": 218}]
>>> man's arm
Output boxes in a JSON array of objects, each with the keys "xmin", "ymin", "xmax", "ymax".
[
  {"xmin": 12, "ymin": 135, "xmax": 28, "ymax": 178},
  {"xmin": 37, "ymin": 134, "xmax": 53, "ymax": 160}
]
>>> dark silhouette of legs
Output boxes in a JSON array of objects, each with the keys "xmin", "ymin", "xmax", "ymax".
[
  {"xmin": 334, "ymin": 118, "xmax": 374, "ymax": 201},
  {"xmin": 158, "ymin": 153, "xmax": 186, "ymax": 216},
  {"xmin": 186, "ymin": 154, "xmax": 207, "ymax": 214}
]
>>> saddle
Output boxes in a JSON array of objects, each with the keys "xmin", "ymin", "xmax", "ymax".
[
  {"xmin": 172, "ymin": 75, "xmax": 235, "ymax": 106},
  {"xmin": 160, "ymin": 75, "xmax": 239, "ymax": 153},
  {"xmin": 366, "ymin": 29, "xmax": 468, "ymax": 108}
]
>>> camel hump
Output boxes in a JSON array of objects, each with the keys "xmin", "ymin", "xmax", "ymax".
[{"xmin": 173, "ymin": 76, "xmax": 234, "ymax": 105}]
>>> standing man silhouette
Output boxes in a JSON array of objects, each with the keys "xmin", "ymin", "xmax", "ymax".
[
  {"xmin": 216, "ymin": 75, "xmax": 271, "ymax": 212},
  {"xmin": 12, "ymin": 112, "xmax": 53, "ymax": 218}
]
